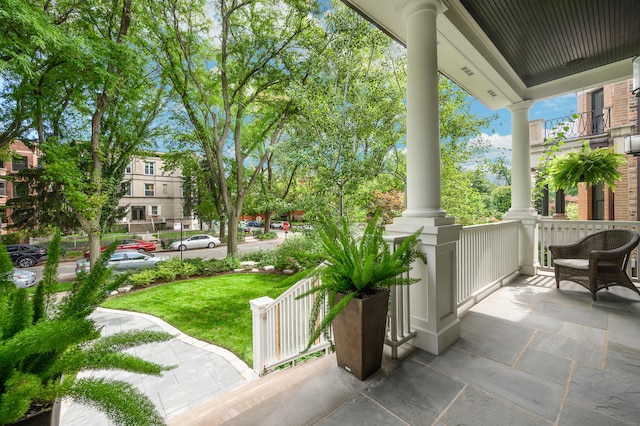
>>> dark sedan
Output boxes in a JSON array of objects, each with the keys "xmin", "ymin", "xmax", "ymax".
[{"xmin": 6, "ymin": 244, "xmax": 48, "ymax": 268}]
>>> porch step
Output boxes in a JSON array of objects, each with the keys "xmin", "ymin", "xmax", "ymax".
[{"xmin": 168, "ymin": 354, "xmax": 371, "ymax": 426}]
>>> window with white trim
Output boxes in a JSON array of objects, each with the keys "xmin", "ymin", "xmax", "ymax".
[
  {"xmin": 144, "ymin": 161, "xmax": 155, "ymax": 175},
  {"xmin": 0, "ymin": 181, "xmax": 6, "ymax": 196},
  {"xmin": 144, "ymin": 183, "xmax": 155, "ymax": 196},
  {"xmin": 125, "ymin": 162, "xmax": 132, "ymax": 174}
]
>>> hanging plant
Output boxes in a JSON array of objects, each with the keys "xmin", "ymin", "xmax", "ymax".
[{"xmin": 546, "ymin": 141, "xmax": 626, "ymax": 191}]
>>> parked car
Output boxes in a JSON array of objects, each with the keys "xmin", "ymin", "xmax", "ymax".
[
  {"xmin": 239, "ymin": 224, "xmax": 251, "ymax": 233},
  {"xmin": 75, "ymin": 250, "xmax": 170, "ymax": 276},
  {"xmin": 83, "ymin": 239, "xmax": 156, "ymax": 258},
  {"xmin": 6, "ymin": 244, "xmax": 48, "ymax": 268},
  {"xmin": 270, "ymin": 221, "xmax": 289, "ymax": 229},
  {"xmin": 168, "ymin": 234, "xmax": 221, "ymax": 251},
  {"xmin": 246, "ymin": 220, "xmax": 262, "ymax": 227},
  {"xmin": 12, "ymin": 269, "xmax": 38, "ymax": 288}
]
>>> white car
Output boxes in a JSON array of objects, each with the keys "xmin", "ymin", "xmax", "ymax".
[
  {"xmin": 12, "ymin": 269, "xmax": 38, "ymax": 288},
  {"xmin": 76, "ymin": 250, "xmax": 171, "ymax": 276},
  {"xmin": 169, "ymin": 234, "xmax": 221, "ymax": 251}
]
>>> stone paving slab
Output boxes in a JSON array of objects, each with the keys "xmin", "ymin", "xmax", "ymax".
[{"xmin": 59, "ymin": 308, "xmax": 256, "ymax": 425}]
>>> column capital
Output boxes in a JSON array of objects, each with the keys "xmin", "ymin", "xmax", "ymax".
[
  {"xmin": 397, "ymin": 0, "xmax": 443, "ymax": 21},
  {"xmin": 507, "ymin": 100, "xmax": 534, "ymax": 113}
]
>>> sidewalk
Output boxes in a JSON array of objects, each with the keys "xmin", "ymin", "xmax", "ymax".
[{"xmin": 60, "ymin": 308, "xmax": 257, "ymax": 425}]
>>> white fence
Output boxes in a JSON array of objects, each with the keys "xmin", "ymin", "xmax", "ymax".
[
  {"xmin": 537, "ymin": 218, "xmax": 640, "ymax": 280},
  {"xmin": 250, "ymin": 273, "xmax": 332, "ymax": 376},
  {"xmin": 251, "ymin": 223, "xmax": 525, "ymax": 376},
  {"xmin": 456, "ymin": 221, "xmax": 521, "ymax": 309}
]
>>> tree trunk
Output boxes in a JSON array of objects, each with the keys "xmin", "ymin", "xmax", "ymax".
[{"xmin": 226, "ymin": 218, "xmax": 238, "ymax": 255}]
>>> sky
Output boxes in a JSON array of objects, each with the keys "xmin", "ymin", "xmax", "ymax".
[{"xmin": 468, "ymin": 93, "xmax": 578, "ymax": 160}]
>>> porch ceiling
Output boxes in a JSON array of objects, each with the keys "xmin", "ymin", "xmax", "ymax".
[{"xmin": 341, "ymin": 0, "xmax": 640, "ymax": 109}]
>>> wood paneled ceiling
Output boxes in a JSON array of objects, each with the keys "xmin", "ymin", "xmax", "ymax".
[
  {"xmin": 341, "ymin": 0, "xmax": 640, "ymax": 109},
  {"xmin": 460, "ymin": 0, "xmax": 640, "ymax": 87}
]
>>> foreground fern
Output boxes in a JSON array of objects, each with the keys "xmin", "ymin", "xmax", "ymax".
[
  {"xmin": 0, "ymin": 230, "xmax": 174, "ymax": 425},
  {"xmin": 298, "ymin": 211, "xmax": 426, "ymax": 350}
]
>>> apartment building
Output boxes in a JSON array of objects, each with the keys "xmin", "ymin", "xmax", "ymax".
[
  {"xmin": 119, "ymin": 155, "xmax": 195, "ymax": 233},
  {"xmin": 531, "ymin": 78, "xmax": 639, "ymax": 220},
  {"xmin": 0, "ymin": 140, "xmax": 40, "ymax": 233}
]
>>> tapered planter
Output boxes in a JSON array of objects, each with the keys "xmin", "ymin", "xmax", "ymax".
[
  {"xmin": 333, "ymin": 289, "xmax": 390, "ymax": 380},
  {"xmin": 12, "ymin": 399, "xmax": 60, "ymax": 426}
]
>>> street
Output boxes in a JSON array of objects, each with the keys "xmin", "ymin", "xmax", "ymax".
[{"xmin": 27, "ymin": 233, "xmax": 284, "ymax": 282}]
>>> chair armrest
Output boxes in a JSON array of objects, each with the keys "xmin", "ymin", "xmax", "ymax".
[
  {"xmin": 549, "ymin": 242, "xmax": 588, "ymax": 259},
  {"xmin": 590, "ymin": 242, "xmax": 636, "ymax": 262}
]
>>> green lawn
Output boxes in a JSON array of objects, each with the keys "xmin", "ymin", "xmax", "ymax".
[{"xmin": 101, "ymin": 274, "xmax": 290, "ymax": 366}]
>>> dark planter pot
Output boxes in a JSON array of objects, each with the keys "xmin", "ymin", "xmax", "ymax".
[
  {"xmin": 12, "ymin": 400, "xmax": 60, "ymax": 426},
  {"xmin": 333, "ymin": 289, "xmax": 390, "ymax": 381}
]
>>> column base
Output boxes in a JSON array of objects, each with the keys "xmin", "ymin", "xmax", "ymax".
[{"xmin": 412, "ymin": 317, "xmax": 460, "ymax": 355}]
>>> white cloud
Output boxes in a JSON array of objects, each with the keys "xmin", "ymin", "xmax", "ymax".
[{"xmin": 483, "ymin": 133, "xmax": 512, "ymax": 150}]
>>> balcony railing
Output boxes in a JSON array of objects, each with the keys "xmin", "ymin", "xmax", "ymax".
[
  {"xmin": 544, "ymin": 108, "xmax": 611, "ymax": 140},
  {"xmin": 251, "ymin": 221, "xmax": 522, "ymax": 376}
]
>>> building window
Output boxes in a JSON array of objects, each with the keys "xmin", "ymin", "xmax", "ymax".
[
  {"xmin": 144, "ymin": 183, "xmax": 155, "ymax": 196},
  {"xmin": 0, "ymin": 181, "xmax": 5, "ymax": 196},
  {"xmin": 162, "ymin": 183, "xmax": 168, "ymax": 195},
  {"xmin": 150, "ymin": 205, "xmax": 159, "ymax": 216},
  {"xmin": 144, "ymin": 161, "xmax": 155, "ymax": 175},
  {"xmin": 12, "ymin": 156, "xmax": 28, "ymax": 171},
  {"xmin": 13, "ymin": 182, "xmax": 27, "ymax": 198},
  {"xmin": 125, "ymin": 163, "xmax": 132, "ymax": 174},
  {"xmin": 122, "ymin": 181, "xmax": 132, "ymax": 196},
  {"xmin": 0, "ymin": 161, "xmax": 4, "ymax": 169}
]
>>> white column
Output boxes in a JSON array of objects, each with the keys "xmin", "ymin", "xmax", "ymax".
[
  {"xmin": 388, "ymin": 0, "xmax": 461, "ymax": 356},
  {"xmin": 504, "ymin": 101, "xmax": 539, "ymax": 275},
  {"xmin": 402, "ymin": 0, "xmax": 445, "ymax": 218},
  {"xmin": 506, "ymin": 101, "xmax": 535, "ymax": 213}
]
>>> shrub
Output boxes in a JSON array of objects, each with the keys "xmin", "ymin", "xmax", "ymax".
[
  {"xmin": 128, "ymin": 269, "xmax": 158, "ymax": 287},
  {"xmin": 258, "ymin": 231, "xmax": 278, "ymax": 240},
  {"xmin": 272, "ymin": 234, "xmax": 324, "ymax": 270}
]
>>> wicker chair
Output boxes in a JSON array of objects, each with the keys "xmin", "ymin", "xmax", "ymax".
[{"xmin": 549, "ymin": 229, "xmax": 640, "ymax": 301}]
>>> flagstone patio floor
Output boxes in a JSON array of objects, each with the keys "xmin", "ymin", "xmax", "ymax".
[{"xmin": 171, "ymin": 273, "xmax": 640, "ymax": 426}]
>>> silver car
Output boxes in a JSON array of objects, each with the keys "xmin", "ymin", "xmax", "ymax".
[
  {"xmin": 12, "ymin": 269, "xmax": 38, "ymax": 288},
  {"xmin": 169, "ymin": 234, "xmax": 221, "ymax": 251},
  {"xmin": 76, "ymin": 250, "xmax": 170, "ymax": 276}
]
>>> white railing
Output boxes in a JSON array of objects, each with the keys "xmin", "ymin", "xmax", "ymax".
[
  {"xmin": 250, "ymin": 274, "xmax": 332, "ymax": 377},
  {"xmin": 250, "ymin": 235, "xmax": 416, "ymax": 376},
  {"xmin": 251, "ymin": 226, "xmax": 525, "ymax": 375},
  {"xmin": 383, "ymin": 235, "xmax": 416, "ymax": 359},
  {"xmin": 456, "ymin": 221, "xmax": 521, "ymax": 310},
  {"xmin": 537, "ymin": 219, "xmax": 640, "ymax": 280}
]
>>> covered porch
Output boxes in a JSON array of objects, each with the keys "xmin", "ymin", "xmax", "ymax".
[{"xmin": 172, "ymin": 273, "xmax": 640, "ymax": 425}]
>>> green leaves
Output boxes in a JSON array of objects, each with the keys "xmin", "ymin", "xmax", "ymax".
[
  {"xmin": 298, "ymin": 210, "xmax": 425, "ymax": 349},
  {"xmin": 547, "ymin": 141, "xmax": 625, "ymax": 191},
  {"xmin": 0, "ymin": 233, "xmax": 173, "ymax": 425}
]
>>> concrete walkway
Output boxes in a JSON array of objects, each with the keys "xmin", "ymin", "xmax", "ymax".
[{"xmin": 60, "ymin": 308, "xmax": 257, "ymax": 425}]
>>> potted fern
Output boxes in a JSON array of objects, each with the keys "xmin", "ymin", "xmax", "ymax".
[
  {"xmin": 0, "ymin": 230, "xmax": 174, "ymax": 426},
  {"xmin": 299, "ymin": 212, "xmax": 425, "ymax": 380},
  {"xmin": 546, "ymin": 141, "xmax": 626, "ymax": 191}
]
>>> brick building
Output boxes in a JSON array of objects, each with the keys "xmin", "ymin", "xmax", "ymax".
[
  {"xmin": 531, "ymin": 78, "xmax": 639, "ymax": 220},
  {"xmin": 0, "ymin": 140, "xmax": 41, "ymax": 233}
]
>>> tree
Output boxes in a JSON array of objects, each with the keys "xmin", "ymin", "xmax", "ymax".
[
  {"xmin": 1, "ymin": 1, "xmax": 167, "ymax": 265},
  {"xmin": 285, "ymin": 3, "xmax": 406, "ymax": 219},
  {"xmin": 146, "ymin": 0, "xmax": 320, "ymax": 255}
]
